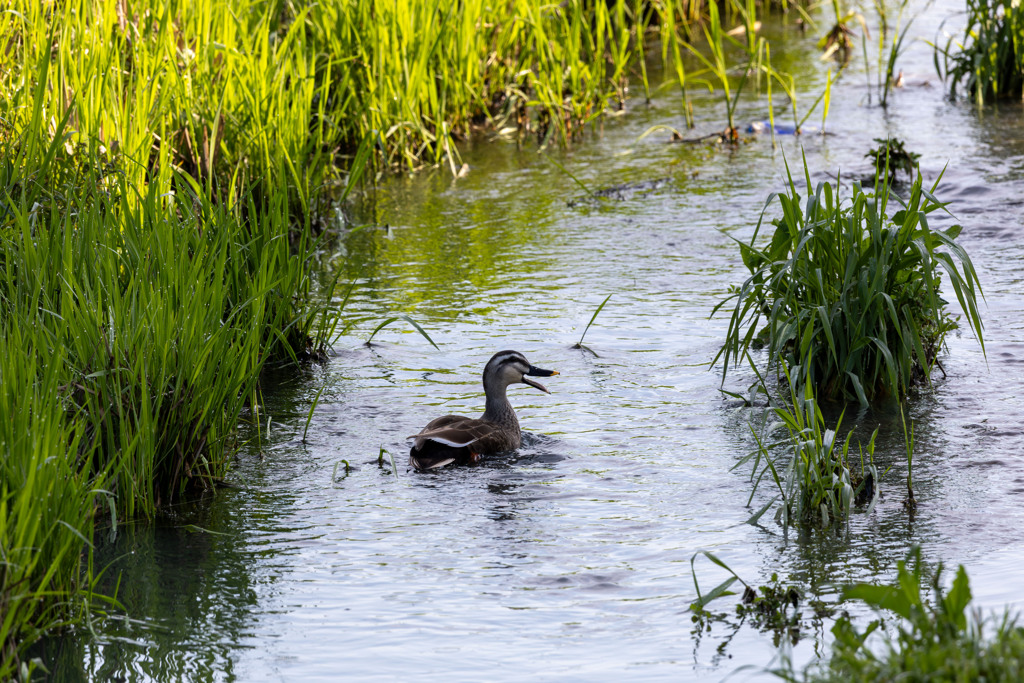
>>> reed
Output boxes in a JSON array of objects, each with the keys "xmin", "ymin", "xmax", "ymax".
[
  {"xmin": 364, "ymin": 315, "xmax": 440, "ymax": 349},
  {"xmin": 306, "ymin": 0, "xmax": 657, "ymax": 168},
  {"xmin": 0, "ymin": 0, "xmax": 342, "ymax": 217},
  {"xmin": 682, "ymin": 0, "xmax": 766, "ymax": 140},
  {"xmin": 660, "ymin": 0, "xmax": 698, "ymax": 129},
  {"xmin": 1, "ymin": 0, "xmax": 830, "ymax": 178},
  {"xmin": 713, "ymin": 155, "xmax": 984, "ymax": 405},
  {"xmin": 764, "ymin": 52, "xmax": 834, "ymax": 135},
  {"xmin": 900, "ymin": 404, "xmax": 917, "ymax": 511},
  {"xmin": 0, "ymin": 337, "xmax": 104, "ymax": 681},
  {"xmin": 937, "ymin": 0, "xmax": 1024, "ymax": 104},
  {"xmin": 876, "ymin": 0, "xmax": 915, "ymax": 108}
]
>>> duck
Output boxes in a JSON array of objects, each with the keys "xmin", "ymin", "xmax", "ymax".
[{"xmin": 408, "ymin": 350, "xmax": 558, "ymax": 470}]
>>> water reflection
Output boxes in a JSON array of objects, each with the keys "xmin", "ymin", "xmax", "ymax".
[{"xmin": 33, "ymin": 500, "xmax": 262, "ymax": 682}]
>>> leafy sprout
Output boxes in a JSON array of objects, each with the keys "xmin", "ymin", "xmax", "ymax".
[{"xmin": 574, "ymin": 294, "xmax": 612, "ymax": 357}]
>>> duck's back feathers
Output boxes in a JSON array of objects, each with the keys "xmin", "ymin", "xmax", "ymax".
[
  {"xmin": 408, "ymin": 415, "xmax": 520, "ymax": 470},
  {"xmin": 409, "ymin": 415, "xmax": 492, "ymax": 449}
]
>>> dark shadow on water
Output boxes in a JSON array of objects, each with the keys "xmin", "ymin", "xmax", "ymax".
[{"xmin": 30, "ymin": 496, "xmax": 263, "ymax": 683}]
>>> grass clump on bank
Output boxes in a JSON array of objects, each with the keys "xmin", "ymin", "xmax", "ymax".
[
  {"xmin": 0, "ymin": 94, "xmax": 340, "ymax": 681},
  {"xmin": 0, "ymin": 342, "xmax": 106, "ymax": 682},
  {"xmin": 0, "ymin": 0, "xmax": 342, "ymax": 219},
  {"xmin": 780, "ymin": 548, "xmax": 1024, "ymax": 682},
  {"xmin": 938, "ymin": 0, "xmax": 1024, "ymax": 104},
  {"xmin": 2, "ymin": 0, "xmax": 826, "ymax": 180},
  {"xmin": 713, "ymin": 158, "xmax": 984, "ymax": 406},
  {"xmin": 0, "ymin": 0, "xmax": 692, "ymax": 183}
]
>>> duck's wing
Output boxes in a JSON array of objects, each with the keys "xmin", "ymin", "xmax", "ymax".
[
  {"xmin": 408, "ymin": 415, "xmax": 494, "ymax": 470},
  {"xmin": 408, "ymin": 415, "xmax": 490, "ymax": 450}
]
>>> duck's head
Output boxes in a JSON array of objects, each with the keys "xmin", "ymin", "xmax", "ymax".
[{"xmin": 484, "ymin": 350, "xmax": 559, "ymax": 394}]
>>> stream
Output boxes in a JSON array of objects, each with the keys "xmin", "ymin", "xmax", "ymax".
[{"xmin": 37, "ymin": 1, "xmax": 1024, "ymax": 680}]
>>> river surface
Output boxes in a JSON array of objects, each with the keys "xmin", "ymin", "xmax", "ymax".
[{"xmin": 38, "ymin": 1, "xmax": 1024, "ymax": 680}]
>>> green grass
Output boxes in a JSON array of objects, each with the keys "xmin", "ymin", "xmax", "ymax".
[
  {"xmin": 878, "ymin": 0, "xmax": 915, "ymax": 108},
  {"xmin": 1, "ymin": 0, "xmax": 831, "ymax": 179},
  {"xmin": 937, "ymin": 0, "xmax": 1024, "ymax": 105},
  {"xmin": 713, "ymin": 155, "xmax": 984, "ymax": 405},
  {"xmin": 0, "ymin": 78, "xmax": 342, "ymax": 679},
  {"xmin": 0, "ymin": 0, "xmax": 668, "ymax": 180},
  {"xmin": 682, "ymin": 0, "xmax": 766, "ymax": 140},
  {"xmin": 307, "ymin": 0, "xmax": 668, "ymax": 163},
  {"xmin": 574, "ymin": 294, "xmax": 613, "ymax": 357},
  {"xmin": 737, "ymin": 363, "xmax": 879, "ymax": 530},
  {"xmin": 0, "ymin": 337, "xmax": 105, "ymax": 681},
  {"xmin": 779, "ymin": 547, "xmax": 1024, "ymax": 682},
  {"xmin": 0, "ymin": 0, "xmax": 341, "ymax": 218}
]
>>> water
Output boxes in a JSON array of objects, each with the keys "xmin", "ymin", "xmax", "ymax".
[{"xmin": 39, "ymin": 2, "xmax": 1024, "ymax": 680}]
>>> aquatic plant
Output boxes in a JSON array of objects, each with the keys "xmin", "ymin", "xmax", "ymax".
[
  {"xmin": 713, "ymin": 156, "xmax": 985, "ymax": 405},
  {"xmin": 683, "ymin": 0, "xmax": 765, "ymax": 141},
  {"xmin": 937, "ymin": 0, "xmax": 1024, "ymax": 104},
  {"xmin": 900, "ymin": 405, "xmax": 917, "ymax": 512},
  {"xmin": 659, "ymin": 0, "xmax": 698, "ymax": 129},
  {"xmin": 780, "ymin": 547, "xmax": 1024, "ymax": 682},
  {"xmin": 764, "ymin": 48, "xmax": 834, "ymax": 136},
  {"xmin": 0, "ymin": 339, "xmax": 106, "ymax": 682},
  {"xmin": 737, "ymin": 363, "xmax": 879, "ymax": 530},
  {"xmin": 865, "ymin": 137, "xmax": 920, "ymax": 183},
  {"xmin": 0, "ymin": 0, "xmax": 344, "ymax": 220},
  {"xmin": 307, "ymin": 0, "xmax": 658, "ymax": 168},
  {"xmin": 364, "ymin": 315, "xmax": 440, "ymax": 350},
  {"xmin": 690, "ymin": 550, "xmax": 752, "ymax": 612},
  {"xmin": 818, "ymin": 0, "xmax": 859, "ymax": 64},
  {"xmin": 689, "ymin": 552, "xmax": 805, "ymax": 643},
  {"xmin": 574, "ymin": 294, "xmax": 613, "ymax": 357},
  {"xmin": 875, "ymin": 0, "xmax": 916, "ymax": 108},
  {"xmin": 378, "ymin": 446, "xmax": 399, "ymax": 478},
  {"xmin": 0, "ymin": 0, "xmax": 665, "ymax": 190}
]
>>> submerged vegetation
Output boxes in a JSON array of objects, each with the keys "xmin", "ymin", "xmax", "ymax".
[{"xmin": 714, "ymin": 158, "xmax": 984, "ymax": 406}]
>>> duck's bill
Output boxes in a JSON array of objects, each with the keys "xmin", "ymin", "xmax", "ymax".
[{"xmin": 524, "ymin": 366, "xmax": 558, "ymax": 393}]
